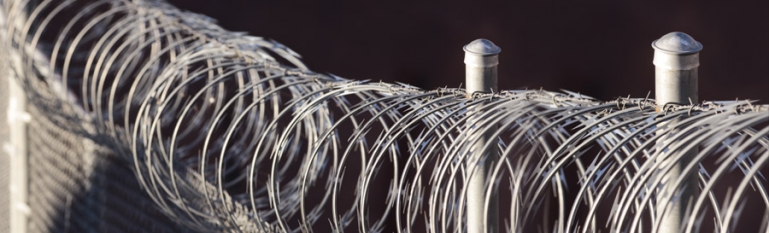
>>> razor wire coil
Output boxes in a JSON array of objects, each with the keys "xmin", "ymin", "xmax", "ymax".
[{"xmin": 2, "ymin": 0, "xmax": 769, "ymax": 232}]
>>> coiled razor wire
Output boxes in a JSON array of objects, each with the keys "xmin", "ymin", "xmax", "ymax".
[{"xmin": 2, "ymin": 0, "xmax": 769, "ymax": 232}]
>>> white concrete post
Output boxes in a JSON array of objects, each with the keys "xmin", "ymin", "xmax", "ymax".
[
  {"xmin": 464, "ymin": 38, "xmax": 500, "ymax": 233},
  {"xmin": 652, "ymin": 31, "xmax": 702, "ymax": 233}
]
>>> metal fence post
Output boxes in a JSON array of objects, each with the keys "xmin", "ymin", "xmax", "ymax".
[
  {"xmin": 464, "ymin": 38, "xmax": 500, "ymax": 233},
  {"xmin": 652, "ymin": 31, "xmax": 701, "ymax": 233},
  {"xmin": 5, "ymin": 77, "xmax": 29, "ymax": 233}
]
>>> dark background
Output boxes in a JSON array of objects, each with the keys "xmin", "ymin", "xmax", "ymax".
[{"xmin": 166, "ymin": 0, "xmax": 767, "ymax": 102}]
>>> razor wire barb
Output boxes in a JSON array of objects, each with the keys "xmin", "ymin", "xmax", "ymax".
[{"xmin": 2, "ymin": 0, "xmax": 769, "ymax": 232}]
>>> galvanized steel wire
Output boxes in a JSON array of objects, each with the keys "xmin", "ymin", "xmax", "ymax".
[{"xmin": 2, "ymin": 0, "xmax": 769, "ymax": 232}]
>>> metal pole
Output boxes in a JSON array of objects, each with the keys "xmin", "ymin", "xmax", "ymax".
[
  {"xmin": 652, "ymin": 31, "xmax": 701, "ymax": 233},
  {"xmin": 464, "ymin": 38, "xmax": 500, "ymax": 233}
]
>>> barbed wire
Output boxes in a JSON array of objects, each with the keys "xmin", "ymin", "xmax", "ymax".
[{"xmin": 2, "ymin": 0, "xmax": 768, "ymax": 232}]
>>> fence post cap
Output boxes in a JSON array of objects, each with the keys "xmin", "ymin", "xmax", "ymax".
[
  {"xmin": 464, "ymin": 39, "xmax": 501, "ymax": 56},
  {"xmin": 652, "ymin": 32, "xmax": 702, "ymax": 55}
]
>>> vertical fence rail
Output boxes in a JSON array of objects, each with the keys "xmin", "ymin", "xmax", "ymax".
[
  {"xmin": 652, "ymin": 31, "xmax": 702, "ymax": 233},
  {"xmin": 0, "ymin": 44, "xmax": 10, "ymax": 233},
  {"xmin": 464, "ymin": 39, "xmax": 501, "ymax": 233},
  {"xmin": 1, "ymin": 4, "xmax": 28, "ymax": 229},
  {"xmin": 6, "ymin": 74, "xmax": 29, "ymax": 233},
  {"xmin": 2, "ymin": 5, "xmax": 30, "ymax": 232}
]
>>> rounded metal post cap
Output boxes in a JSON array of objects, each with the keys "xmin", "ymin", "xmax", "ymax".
[
  {"xmin": 652, "ymin": 32, "xmax": 702, "ymax": 55},
  {"xmin": 464, "ymin": 39, "xmax": 501, "ymax": 56}
]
